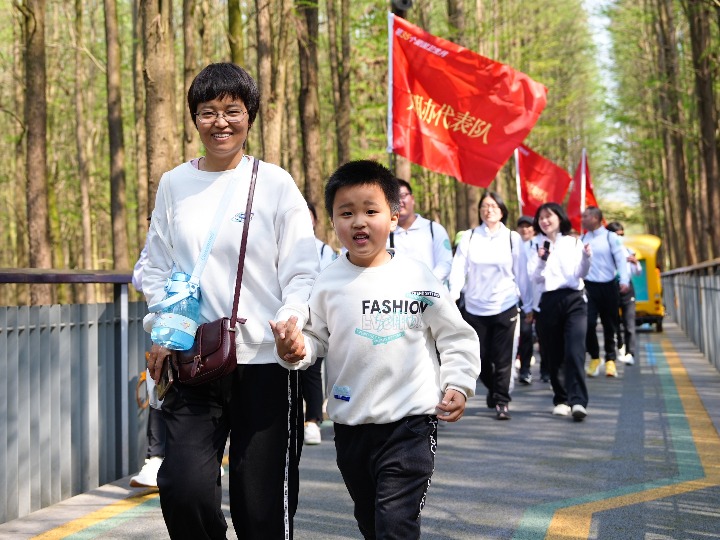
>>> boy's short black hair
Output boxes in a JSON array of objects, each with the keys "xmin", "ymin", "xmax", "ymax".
[
  {"xmin": 533, "ymin": 202, "xmax": 572, "ymax": 235},
  {"xmin": 325, "ymin": 160, "xmax": 400, "ymax": 217},
  {"xmin": 187, "ymin": 63, "xmax": 260, "ymax": 127}
]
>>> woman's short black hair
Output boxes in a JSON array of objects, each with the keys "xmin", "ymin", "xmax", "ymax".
[
  {"xmin": 187, "ymin": 63, "xmax": 260, "ymax": 127},
  {"xmin": 478, "ymin": 191, "xmax": 509, "ymax": 225},
  {"xmin": 533, "ymin": 202, "xmax": 572, "ymax": 235},
  {"xmin": 325, "ymin": 160, "xmax": 400, "ymax": 218}
]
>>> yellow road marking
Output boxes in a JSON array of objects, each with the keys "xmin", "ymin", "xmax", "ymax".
[
  {"xmin": 545, "ymin": 339, "xmax": 720, "ymax": 539},
  {"xmin": 32, "ymin": 457, "xmax": 230, "ymax": 538},
  {"xmin": 32, "ymin": 491, "xmax": 159, "ymax": 539}
]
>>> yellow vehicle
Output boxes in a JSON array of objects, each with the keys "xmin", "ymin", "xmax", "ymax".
[{"xmin": 623, "ymin": 234, "xmax": 665, "ymax": 332}]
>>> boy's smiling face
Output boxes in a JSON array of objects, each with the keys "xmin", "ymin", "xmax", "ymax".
[{"xmin": 332, "ymin": 183, "xmax": 399, "ymax": 267}]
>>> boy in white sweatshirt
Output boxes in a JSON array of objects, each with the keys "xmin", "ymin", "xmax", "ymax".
[{"xmin": 271, "ymin": 160, "xmax": 480, "ymax": 539}]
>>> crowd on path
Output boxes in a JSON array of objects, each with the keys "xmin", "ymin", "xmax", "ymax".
[{"xmin": 129, "ymin": 61, "xmax": 643, "ymax": 540}]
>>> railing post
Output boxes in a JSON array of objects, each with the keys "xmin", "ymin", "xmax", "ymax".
[{"xmin": 114, "ymin": 283, "xmax": 130, "ymax": 476}]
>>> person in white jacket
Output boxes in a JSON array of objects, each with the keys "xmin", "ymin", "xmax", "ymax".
[
  {"xmin": 448, "ymin": 191, "xmax": 531, "ymax": 420},
  {"xmin": 271, "ymin": 160, "xmax": 480, "ymax": 540},
  {"xmin": 527, "ymin": 203, "xmax": 592, "ymax": 420},
  {"xmin": 143, "ymin": 63, "xmax": 318, "ymax": 540}
]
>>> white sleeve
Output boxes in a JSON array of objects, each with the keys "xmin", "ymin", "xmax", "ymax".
[
  {"xmin": 431, "ymin": 222, "xmax": 453, "ymax": 283},
  {"xmin": 448, "ymin": 230, "xmax": 471, "ymax": 301}
]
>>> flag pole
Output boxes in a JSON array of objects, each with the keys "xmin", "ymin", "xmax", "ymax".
[
  {"xmin": 386, "ymin": 11, "xmax": 394, "ymax": 168},
  {"xmin": 514, "ymin": 148, "xmax": 523, "ymax": 214},
  {"xmin": 580, "ymin": 148, "xmax": 587, "ymax": 213}
]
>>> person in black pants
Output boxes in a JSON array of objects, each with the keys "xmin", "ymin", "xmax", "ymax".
[
  {"xmin": 607, "ymin": 221, "xmax": 640, "ymax": 365},
  {"xmin": 580, "ymin": 207, "xmax": 630, "ymax": 378},
  {"xmin": 302, "ymin": 203, "xmax": 337, "ymax": 445},
  {"xmin": 528, "ymin": 203, "xmax": 592, "ymax": 420},
  {"xmin": 449, "ymin": 192, "xmax": 531, "ymax": 420},
  {"xmin": 516, "ymin": 215, "xmax": 543, "ymax": 384}
]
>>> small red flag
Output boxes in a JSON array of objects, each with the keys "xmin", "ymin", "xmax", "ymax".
[
  {"xmin": 567, "ymin": 153, "xmax": 600, "ymax": 232},
  {"xmin": 388, "ymin": 14, "xmax": 547, "ymax": 187},
  {"xmin": 516, "ymin": 144, "xmax": 572, "ymax": 218}
]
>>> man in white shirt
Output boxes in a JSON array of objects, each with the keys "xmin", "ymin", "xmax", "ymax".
[
  {"xmin": 581, "ymin": 206, "xmax": 630, "ymax": 378},
  {"xmin": 388, "ymin": 179, "xmax": 453, "ymax": 284},
  {"xmin": 607, "ymin": 221, "xmax": 641, "ymax": 366}
]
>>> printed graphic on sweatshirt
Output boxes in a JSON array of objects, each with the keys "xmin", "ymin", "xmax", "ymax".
[
  {"xmin": 332, "ymin": 384, "xmax": 351, "ymax": 402},
  {"xmin": 231, "ymin": 212, "xmax": 254, "ymax": 223},
  {"xmin": 357, "ymin": 291, "xmax": 438, "ymax": 344}
]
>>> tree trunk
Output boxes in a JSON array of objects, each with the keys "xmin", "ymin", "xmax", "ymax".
[
  {"xmin": 75, "ymin": 0, "xmax": 95, "ymax": 302},
  {"xmin": 682, "ymin": 0, "xmax": 720, "ymax": 259},
  {"xmin": 141, "ymin": 0, "xmax": 179, "ymax": 204},
  {"xmin": 295, "ymin": 0, "xmax": 325, "ymax": 235},
  {"xmin": 22, "ymin": 0, "xmax": 53, "ymax": 304},
  {"xmin": 104, "ymin": 0, "xmax": 130, "ymax": 270},
  {"xmin": 183, "ymin": 0, "xmax": 200, "ymax": 161},
  {"xmin": 132, "ymin": 0, "xmax": 149, "ymax": 246},
  {"xmin": 326, "ymin": 0, "xmax": 350, "ymax": 166},
  {"xmin": 255, "ymin": 0, "xmax": 292, "ymax": 164},
  {"xmin": 11, "ymin": 8, "xmax": 29, "ymax": 304},
  {"xmin": 227, "ymin": 0, "xmax": 244, "ymax": 65},
  {"xmin": 656, "ymin": 0, "xmax": 697, "ymax": 266},
  {"xmin": 284, "ymin": 66, "xmax": 302, "ymax": 187}
]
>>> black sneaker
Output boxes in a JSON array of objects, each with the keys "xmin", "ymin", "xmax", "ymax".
[
  {"xmin": 519, "ymin": 373, "xmax": 532, "ymax": 385},
  {"xmin": 495, "ymin": 403, "xmax": 511, "ymax": 420},
  {"xmin": 540, "ymin": 374, "xmax": 550, "ymax": 383}
]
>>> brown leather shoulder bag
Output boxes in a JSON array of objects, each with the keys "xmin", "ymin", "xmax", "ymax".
[{"xmin": 171, "ymin": 157, "xmax": 258, "ymax": 386}]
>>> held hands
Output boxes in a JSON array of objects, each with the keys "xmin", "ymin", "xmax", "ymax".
[
  {"xmin": 147, "ymin": 343, "xmax": 171, "ymax": 384},
  {"xmin": 436, "ymin": 389, "xmax": 467, "ymax": 422},
  {"xmin": 269, "ymin": 315, "xmax": 306, "ymax": 363}
]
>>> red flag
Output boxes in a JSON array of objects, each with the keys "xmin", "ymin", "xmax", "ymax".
[
  {"xmin": 567, "ymin": 152, "xmax": 600, "ymax": 232},
  {"xmin": 516, "ymin": 144, "xmax": 572, "ymax": 218},
  {"xmin": 388, "ymin": 14, "xmax": 547, "ymax": 187}
]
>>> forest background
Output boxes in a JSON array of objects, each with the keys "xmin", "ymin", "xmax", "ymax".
[{"xmin": 1, "ymin": 0, "xmax": 719, "ymax": 305}]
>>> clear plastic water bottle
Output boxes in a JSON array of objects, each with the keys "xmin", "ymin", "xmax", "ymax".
[{"xmin": 151, "ymin": 272, "xmax": 200, "ymax": 350}]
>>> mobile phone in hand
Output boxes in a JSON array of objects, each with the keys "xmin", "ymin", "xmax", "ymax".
[{"xmin": 541, "ymin": 240, "xmax": 551, "ymax": 261}]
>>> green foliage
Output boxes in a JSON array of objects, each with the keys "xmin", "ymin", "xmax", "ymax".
[{"xmin": 7, "ymin": 0, "xmax": 714, "ymax": 272}]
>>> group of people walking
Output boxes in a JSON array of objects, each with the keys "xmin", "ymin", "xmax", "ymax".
[
  {"xmin": 133, "ymin": 61, "xmax": 639, "ymax": 540},
  {"xmin": 446, "ymin": 198, "xmax": 639, "ymax": 423}
]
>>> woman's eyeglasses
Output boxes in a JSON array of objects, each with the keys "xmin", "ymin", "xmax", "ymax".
[{"xmin": 194, "ymin": 109, "xmax": 247, "ymax": 124}]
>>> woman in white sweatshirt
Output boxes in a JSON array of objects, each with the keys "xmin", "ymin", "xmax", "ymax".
[
  {"xmin": 527, "ymin": 202, "xmax": 592, "ymax": 421},
  {"xmin": 449, "ymin": 191, "xmax": 530, "ymax": 420},
  {"xmin": 143, "ymin": 63, "xmax": 318, "ymax": 539}
]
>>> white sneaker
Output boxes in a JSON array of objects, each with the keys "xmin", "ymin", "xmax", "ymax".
[
  {"xmin": 130, "ymin": 456, "xmax": 163, "ymax": 488},
  {"xmin": 618, "ymin": 345, "xmax": 626, "ymax": 358},
  {"xmin": 304, "ymin": 422, "xmax": 322, "ymax": 445},
  {"xmin": 552, "ymin": 404, "xmax": 571, "ymax": 416},
  {"xmin": 622, "ymin": 353, "xmax": 635, "ymax": 366},
  {"xmin": 571, "ymin": 404, "xmax": 587, "ymax": 420}
]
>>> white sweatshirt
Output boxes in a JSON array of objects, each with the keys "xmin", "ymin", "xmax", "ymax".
[
  {"xmin": 279, "ymin": 253, "xmax": 481, "ymax": 426},
  {"xmin": 527, "ymin": 233, "xmax": 591, "ymax": 311},
  {"xmin": 388, "ymin": 214, "xmax": 453, "ymax": 283},
  {"xmin": 448, "ymin": 223, "xmax": 531, "ymax": 315},
  {"xmin": 142, "ymin": 156, "xmax": 319, "ymax": 364}
]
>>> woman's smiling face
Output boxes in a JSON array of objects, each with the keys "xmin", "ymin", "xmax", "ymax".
[{"xmin": 195, "ymin": 95, "xmax": 250, "ymax": 170}]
